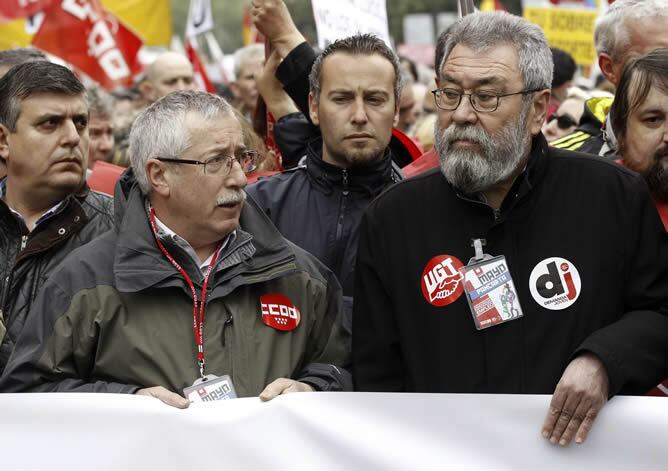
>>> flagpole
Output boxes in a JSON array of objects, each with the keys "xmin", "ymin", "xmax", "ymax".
[{"xmin": 459, "ymin": 0, "xmax": 476, "ymax": 16}]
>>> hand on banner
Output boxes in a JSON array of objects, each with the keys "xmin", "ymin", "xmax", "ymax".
[
  {"xmin": 542, "ymin": 352, "xmax": 609, "ymax": 447},
  {"xmin": 136, "ymin": 386, "xmax": 191, "ymax": 409},
  {"xmin": 251, "ymin": 0, "xmax": 305, "ymax": 58},
  {"xmin": 256, "ymin": 51, "xmax": 298, "ymax": 120},
  {"xmin": 259, "ymin": 378, "xmax": 315, "ymax": 401}
]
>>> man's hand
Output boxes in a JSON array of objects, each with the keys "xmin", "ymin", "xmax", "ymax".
[
  {"xmin": 542, "ymin": 353, "xmax": 609, "ymax": 446},
  {"xmin": 251, "ymin": 0, "xmax": 305, "ymax": 58},
  {"xmin": 259, "ymin": 378, "xmax": 314, "ymax": 401},
  {"xmin": 136, "ymin": 386, "xmax": 190, "ymax": 409},
  {"xmin": 256, "ymin": 51, "xmax": 298, "ymax": 120}
]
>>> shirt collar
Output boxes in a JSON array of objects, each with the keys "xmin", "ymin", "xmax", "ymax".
[{"xmin": 151, "ymin": 208, "xmax": 236, "ymax": 272}]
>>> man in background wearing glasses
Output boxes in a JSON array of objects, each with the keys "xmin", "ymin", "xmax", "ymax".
[
  {"xmin": 353, "ymin": 12, "xmax": 667, "ymax": 448},
  {"xmin": 0, "ymin": 91, "xmax": 351, "ymax": 406}
]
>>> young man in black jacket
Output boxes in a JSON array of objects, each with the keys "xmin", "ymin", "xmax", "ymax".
[
  {"xmin": 246, "ymin": 26, "xmax": 404, "ymax": 332},
  {"xmin": 353, "ymin": 11, "xmax": 667, "ymax": 448}
]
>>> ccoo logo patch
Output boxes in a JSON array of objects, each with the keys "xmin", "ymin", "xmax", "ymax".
[
  {"xmin": 260, "ymin": 293, "xmax": 301, "ymax": 331},
  {"xmin": 421, "ymin": 255, "xmax": 465, "ymax": 307},
  {"xmin": 529, "ymin": 257, "xmax": 581, "ymax": 310}
]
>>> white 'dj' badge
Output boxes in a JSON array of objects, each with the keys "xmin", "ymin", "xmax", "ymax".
[
  {"xmin": 529, "ymin": 257, "xmax": 581, "ymax": 310},
  {"xmin": 183, "ymin": 374, "xmax": 237, "ymax": 403}
]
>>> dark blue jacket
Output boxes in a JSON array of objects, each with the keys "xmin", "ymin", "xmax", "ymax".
[{"xmin": 247, "ymin": 139, "xmax": 401, "ymax": 333}]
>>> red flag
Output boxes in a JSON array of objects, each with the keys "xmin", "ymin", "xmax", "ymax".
[
  {"xmin": 31, "ymin": 0, "xmax": 142, "ymax": 90},
  {"xmin": 0, "ymin": 0, "xmax": 51, "ymax": 22},
  {"xmin": 185, "ymin": 38, "xmax": 215, "ymax": 93}
]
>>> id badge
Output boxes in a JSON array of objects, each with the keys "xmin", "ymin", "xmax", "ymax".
[
  {"xmin": 183, "ymin": 374, "xmax": 237, "ymax": 402},
  {"xmin": 459, "ymin": 255, "xmax": 523, "ymax": 330}
]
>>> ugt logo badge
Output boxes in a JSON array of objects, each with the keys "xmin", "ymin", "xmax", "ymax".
[
  {"xmin": 421, "ymin": 255, "xmax": 464, "ymax": 307},
  {"xmin": 529, "ymin": 257, "xmax": 581, "ymax": 310}
]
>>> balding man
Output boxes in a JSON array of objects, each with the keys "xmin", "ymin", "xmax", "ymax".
[{"xmin": 139, "ymin": 51, "xmax": 197, "ymax": 103}]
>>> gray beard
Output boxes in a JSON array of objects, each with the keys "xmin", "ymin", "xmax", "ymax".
[{"xmin": 435, "ymin": 109, "xmax": 532, "ymax": 194}]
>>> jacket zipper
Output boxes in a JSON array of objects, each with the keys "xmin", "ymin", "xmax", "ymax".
[
  {"xmin": 333, "ymin": 170, "xmax": 349, "ymax": 273},
  {"xmin": 20, "ymin": 235, "xmax": 27, "ymax": 252},
  {"xmin": 335, "ymin": 169, "xmax": 349, "ymax": 244}
]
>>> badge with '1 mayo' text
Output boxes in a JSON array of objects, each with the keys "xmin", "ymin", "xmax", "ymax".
[
  {"xmin": 183, "ymin": 374, "xmax": 237, "ymax": 402},
  {"xmin": 459, "ymin": 240, "xmax": 523, "ymax": 330},
  {"xmin": 260, "ymin": 293, "xmax": 301, "ymax": 331}
]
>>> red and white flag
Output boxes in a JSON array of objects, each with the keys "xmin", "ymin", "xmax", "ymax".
[
  {"xmin": 31, "ymin": 0, "xmax": 142, "ymax": 90},
  {"xmin": 185, "ymin": 38, "xmax": 215, "ymax": 93}
]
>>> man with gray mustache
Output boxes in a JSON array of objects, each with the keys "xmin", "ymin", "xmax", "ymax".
[
  {"xmin": 1, "ymin": 91, "xmax": 351, "ymax": 405},
  {"xmin": 353, "ymin": 11, "xmax": 667, "ymax": 448}
]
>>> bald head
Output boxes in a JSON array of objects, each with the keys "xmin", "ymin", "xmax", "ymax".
[{"xmin": 141, "ymin": 52, "xmax": 196, "ymax": 102}]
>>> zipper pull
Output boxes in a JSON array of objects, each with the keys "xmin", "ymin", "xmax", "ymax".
[
  {"xmin": 20, "ymin": 235, "xmax": 28, "ymax": 251},
  {"xmin": 342, "ymin": 169, "xmax": 349, "ymax": 188}
]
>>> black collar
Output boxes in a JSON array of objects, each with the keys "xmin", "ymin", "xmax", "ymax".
[{"xmin": 305, "ymin": 137, "xmax": 396, "ymax": 195}]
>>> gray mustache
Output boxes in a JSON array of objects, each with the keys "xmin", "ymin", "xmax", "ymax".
[
  {"xmin": 216, "ymin": 190, "xmax": 247, "ymax": 206},
  {"xmin": 444, "ymin": 125, "xmax": 488, "ymax": 146}
]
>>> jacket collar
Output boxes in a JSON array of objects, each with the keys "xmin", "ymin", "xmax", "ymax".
[
  {"xmin": 112, "ymin": 172, "xmax": 295, "ymax": 294},
  {"xmin": 305, "ymin": 137, "xmax": 396, "ymax": 196}
]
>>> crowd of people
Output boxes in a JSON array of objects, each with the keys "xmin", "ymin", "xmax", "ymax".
[{"xmin": 0, "ymin": 0, "xmax": 666, "ymax": 450}]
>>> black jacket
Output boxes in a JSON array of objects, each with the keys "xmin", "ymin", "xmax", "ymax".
[
  {"xmin": 247, "ymin": 139, "xmax": 401, "ymax": 333},
  {"xmin": 0, "ymin": 185, "xmax": 114, "ymax": 373},
  {"xmin": 353, "ymin": 134, "xmax": 668, "ymax": 395}
]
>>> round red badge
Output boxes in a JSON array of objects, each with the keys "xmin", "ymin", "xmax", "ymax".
[
  {"xmin": 421, "ymin": 255, "xmax": 465, "ymax": 307},
  {"xmin": 260, "ymin": 294, "xmax": 301, "ymax": 331}
]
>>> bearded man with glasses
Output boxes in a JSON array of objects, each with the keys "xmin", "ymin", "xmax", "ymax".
[
  {"xmin": 353, "ymin": 12, "xmax": 667, "ymax": 448},
  {"xmin": 0, "ymin": 91, "xmax": 351, "ymax": 405}
]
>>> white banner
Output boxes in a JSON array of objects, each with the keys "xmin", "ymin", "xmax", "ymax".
[
  {"xmin": 311, "ymin": 0, "xmax": 390, "ymax": 49},
  {"xmin": 0, "ymin": 392, "xmax": 666, "ymax": 470},
  {"xmin": 185, "ymin": 0, "xmax": 214, "ymax": 39}
]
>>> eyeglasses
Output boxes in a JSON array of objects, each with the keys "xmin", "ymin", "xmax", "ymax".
[
  {"xmin": 548, "ymin": 113, "xmax": 578, "ymax": 130},
  {"xmin": 431, "ymin": 88, "xmax": 542, "ymax": 113},
  {"xmin": 156, "ymin": 150, "xmax": 258, "ymax": 176}
]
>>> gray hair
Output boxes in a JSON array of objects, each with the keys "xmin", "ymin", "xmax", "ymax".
[
  {"xmin": 309, "ymin": 33, "xmax": 404, "ymax": 106},
  {"xmin": 128, "ymin": 90, "xmax": 233, "ymax": 194},
  {"xmin": 595, "ymin": 0, "xmax": 668, "ymax": 62},
  {"xmin": 0, "ymin": 47, "xmax": 47, "ymax": 70},
  {"xmin": 234, "ymin": 44, "xmax": 264, "ymax": 78},
  {"xmin": 85, "ymin": 85, "xmax": 114, "ymax": 118},
  {"xmin": 0, "ymin": 61, "xmax": 84, "ymax": 132},
  {"xmin": 437, "ymin": 11, "xmax": 553, "ymax": 93}
]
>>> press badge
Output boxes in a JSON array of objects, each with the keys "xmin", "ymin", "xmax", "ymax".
[
  {"xmin": 459, "ymin": 239, "xmax": 524, "ymax": 330},
  {"xmin": 183, "ymin": 374, "xmax": 237, "ymax": 402}
]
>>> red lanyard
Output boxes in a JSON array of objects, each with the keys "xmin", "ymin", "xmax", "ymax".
[{"xmin": 149, "ymin": 208, "xmax": 222, "ymax": 378}]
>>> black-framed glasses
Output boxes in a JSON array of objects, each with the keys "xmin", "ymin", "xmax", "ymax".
[
  {"xmin": 548, "ymin": 113, "xmax": 578, "ymax": 130},
  {"xmin": 431, "ymin": 88, "xmax": 542, "ymax": 112},
  {"xmin": 156, "ymin": 150, "xmax": 258, "ymax": 176}
]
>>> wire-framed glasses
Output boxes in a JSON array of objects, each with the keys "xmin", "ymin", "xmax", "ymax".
[
  {"xmin": 156, "ymin": 150, "xmax": 259, "ymax": 176},
  {"xmin": 431, "ymin": 88, "xmax": 542, "ymax": 112}
]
